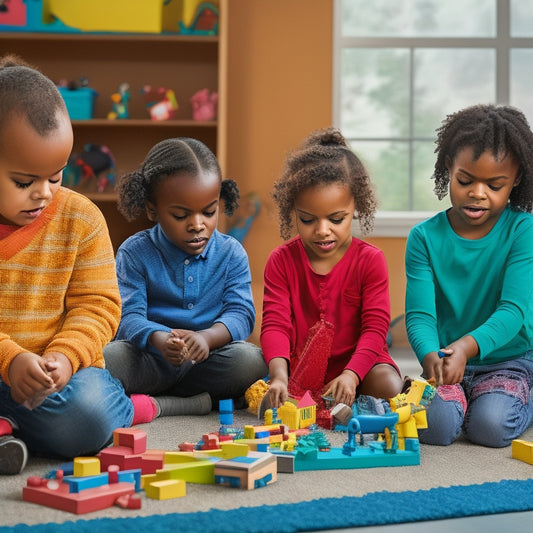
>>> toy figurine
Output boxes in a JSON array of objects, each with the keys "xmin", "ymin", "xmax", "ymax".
[
  {"xmin": 190, "ymin": 88, "xmax": 218, "ymax": 121},
  {"xmin": 141, "ymin": 85, "xmax": 178, "ymax": 121},
  {"xmin": 179, "ymin": 1, "xmax": 219, "ymax": 36},
  {"xmin": 63, "ymin": 144, "xmax": 116, "ymax": 193},
  {"xmin": 108, "ymin": 83, "xmax": 130, "ymax": 120}
]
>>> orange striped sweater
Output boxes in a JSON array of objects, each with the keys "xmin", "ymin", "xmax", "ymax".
[{"xmin": 0, "ymin": 187, "xmax": 121, "ymax": 386}]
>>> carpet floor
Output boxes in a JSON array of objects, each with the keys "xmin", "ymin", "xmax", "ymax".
[{"xmin": 2, "ymin": 351, "xmax": 533, "ymax": 532}]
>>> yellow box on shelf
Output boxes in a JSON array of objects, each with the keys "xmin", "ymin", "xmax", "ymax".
[{"xmin": 45, "ymin": 0, "xmax": 181, "ymax": 34}]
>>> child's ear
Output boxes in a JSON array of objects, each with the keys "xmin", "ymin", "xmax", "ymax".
[
  {"xmin": 513, "ymin": 171, "xmax": 522, "ymax": 188},
  {"xmin": 445, "ymin": 155, "xmax": 453, "ymax": 172},
  {"xmin": 145, "ymin": 202, "xmax": 157, "ymax": 222}
]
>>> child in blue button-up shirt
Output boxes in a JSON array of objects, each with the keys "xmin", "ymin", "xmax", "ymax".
[{"xmin": 103, "ymin": 138, "xmax": 266, "ymax": 416}]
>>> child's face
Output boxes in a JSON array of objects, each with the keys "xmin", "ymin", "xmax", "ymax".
[
  {"xmin": 147, "ymin": 170, "xmax": 220, "ymax": 255},
  {"xmin": 294, "ymin": 182, "xmax": 355, "ymax": 271},
  {"xmin": 0, "ymin": 112, "xmax": 73, "ymax": 226},
  {"xmin": 446, "ymin": 146, "xmax": 520, "ymax": 239}
]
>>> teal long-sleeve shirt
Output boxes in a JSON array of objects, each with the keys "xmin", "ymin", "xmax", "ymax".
[{"xmin": 405, "ymin": 206, "xmax": 533, "ymax": 365}]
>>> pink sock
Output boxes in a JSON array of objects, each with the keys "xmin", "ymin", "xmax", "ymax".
[
  {"xmin": 0, "ymin": 418, "xmax": 13, "ymax": 436},
  {"xmin": 130, "ymin": 394, "xmax": 158, "ymax": 425}
]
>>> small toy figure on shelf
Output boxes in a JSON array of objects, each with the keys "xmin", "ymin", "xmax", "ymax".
[
  {"xmin": 63, "ymin": 144, "xmax": 116, "ymax": 194},
  {"xmin": 179, "ymin": 1, "xmax": 219, "ymax": 36},
  {"xmin": 108, "ymin": 83, "xmax": 130, "ymax": 120},
  {"xmin": 190, "ymin": 88, "xmax": 218, "ymax": 121},
  {"xmin": 141, "ymin": 84, "xmax": 178, "ymax": 121}
]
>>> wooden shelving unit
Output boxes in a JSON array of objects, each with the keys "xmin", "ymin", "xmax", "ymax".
[{"xmin": 0, "ymin": 15, "xmax": 226, "ymax": 249}]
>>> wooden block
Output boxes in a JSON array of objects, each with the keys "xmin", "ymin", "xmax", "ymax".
[
  {"xmin": 23, "ymin": 478, "xmax": 135, "ymax": 514},
  {"xmin": 145, "ymin": 479, "xmax": 186, "ymax": 500},
  {"xmin": 113, "ymin": 428, "xmax": 147, "ymax": 455},
  {"xmin": 73, "ymin": 457, "xmax": 100, "ymax": 478},
  {"xmin": 512, "ymin": 439, "xmax": 533, "ymax": 465}
]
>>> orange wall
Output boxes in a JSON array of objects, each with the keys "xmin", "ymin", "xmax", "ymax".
[{"xmin": 225, "ymin": 1, "xmax": 406, "ymax": 340}]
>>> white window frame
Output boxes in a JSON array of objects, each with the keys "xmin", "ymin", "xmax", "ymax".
[{"xmin": 334, "ymin": 0, "xmax": 533, "ymax": 237}]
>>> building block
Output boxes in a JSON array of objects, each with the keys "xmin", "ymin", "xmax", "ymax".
[
  {"xmin": 220, "ymin": 443, "xmax": 249, "ymax": 459},
  {"xmin": 164, "ymin": 452, "xmax": 203, "ymax": 464},
  {"xmin": 275, "ymin": 453, "xmax": 295, "ymax": 474},
  {"xmin": 63, "ymin": 473, "xmax": 109, "ymax": 493},
  {"xmin": 158, "ymin": 459, "xmax": 215, "ymax": 484},
  {"xmin": 97, "ymin": 446, "xmax": 143, "ymax": 473},
  {"xmin": 107, "ymin": 465, "xmax": 119, "ymax": 484},
  {"xmin": 219, "ymin": 399, "xmax": 234, "ymax": 426},
  {"xmin": 115, "ymin": 493, "xmax": 142, "ymax": 509},
  {"xmin": 273, "ymin": 442, "xmax": 420, "ymax": 471},
  {"xmin": 214, "ymin": 451, "xmax": 277, "ymax": 490},
  {"xmin": 140, "ymin": 455, "xmax": 165, "ymax": 475},
  {"xmin": 23, "ymin": 476, "xmax": 135, "ymax": 514},
  {"xmin": 73, "ymin": 457, "xmax": 101, "ymax": 478},
  {"xmin": 145, "ymin": 479, "xmax": 186, "ymax": 500},
  {"xmin": 113, "ymin": 428, "xmax": 147, "ymax": 455},
  {"xmin": 117, "ymin": 469, "xmax": 142, "ymax": 492},
  {"xmin": 512, "ymin": 439, "xmax": 533, "ymax": 465}
]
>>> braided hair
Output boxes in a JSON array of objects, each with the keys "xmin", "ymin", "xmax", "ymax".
[
  {"xmin": 117, "ymin": 137, "xmax": 239, "ymax": 221},
  {"xmin": 433, "ymin": 104, "xmax": 533, "ymax": 211},
  {"xmin": 272, "ymin": 127, "xmax": 377, "ymax": 239},
  {"xmin": 0, "ymin": 54, "xmax": 67, "ymax": 136}
]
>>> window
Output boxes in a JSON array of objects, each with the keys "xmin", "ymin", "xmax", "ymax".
[{"xmin": 334, "ymin": 0, "xmax": 533, "ymax": 236}]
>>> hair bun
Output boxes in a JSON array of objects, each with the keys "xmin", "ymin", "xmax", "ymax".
[{"xmin": 303, "ymin": 127, "xmax": 348, "ymax": 149}]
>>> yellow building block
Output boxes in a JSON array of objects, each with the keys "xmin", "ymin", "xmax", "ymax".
[
  {"xmin": 220, "ymin": 442, "xmax": 249, "ymax": 459},
  {"xmin": 159, "ymin": 460, "xmax": 215, "ymax": 484},
  {"xmin": 512, "ymin": 439, "xmax": 533, "ymax": 465},
  {"xmin": 164, "ymin": 451, "xmax": 198, "ymax": 464},
  {"xmin": 145, "ymin": 479, "xmax": 186, "ymax": 500},
  {"xmin": 73, "ymin": 457, "xmax": 101, "ymax": 477}
]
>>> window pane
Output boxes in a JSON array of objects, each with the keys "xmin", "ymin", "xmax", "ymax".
[
  {"xmin": 341, "ymin": 0, "xmax": 496, "ymax": 38},
  {"xmin": 351, "ymin": 141, "xmax": 410, "ymax": 211},
  {"xmin": 414, "ymin": 49, "xmax": 496, "ymax": 136},
  {"xmin": 511, "ymin": 0, "xmax": 533, "ymax": 37},
  {"xmin": 341, "ymin": 49, "xmax": 410, "ymax": 137},
  {"xmin": 412, "ymin": 141, "xmax": 450, "ymax": 211},
  {"xmin": 510, "ymin": 49, "xmax": 533, "ymax": 124}
]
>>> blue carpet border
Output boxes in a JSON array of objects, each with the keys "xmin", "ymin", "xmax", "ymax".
[{"xmin": 2, "ymin": 478, "xmax": 533, "ymax": 533}]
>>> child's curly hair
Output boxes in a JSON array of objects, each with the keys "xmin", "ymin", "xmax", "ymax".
[
  {"xmin": 433, "ymin": 103, "xmax": 533, "ymax": 211},
  {"xmin": 272, "ymin": 127, "xmax": 377, "ymax": 239},
  {"xmin": 116, "ymin": 137, "xmax": 239, "ymax": 221}
]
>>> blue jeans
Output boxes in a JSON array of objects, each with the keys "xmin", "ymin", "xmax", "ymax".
[
  {"xmin": 0, "ymin": 367, "xmax": 133, "ymax": 458},
  {"xmin": 103, "ymin": 340, "xmax": 267, "ymax": 402},
  {"xmin": 419, "ymin": 358, "xmax": 533, "ymax": 448}
]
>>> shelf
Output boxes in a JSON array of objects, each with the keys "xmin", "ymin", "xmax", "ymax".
[
  {"xmin": 0, "ymin": 32, "xmax": 218, "ymax": 44},
  {"xmin": 72, "ymin": 119, "xmax": 217, "ymax": 128},
  {"xmin": 0, "ymin": 9, "xmax": 224, "ymax": 251}
]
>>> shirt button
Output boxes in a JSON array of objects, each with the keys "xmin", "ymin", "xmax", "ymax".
[
  {"xmin": 188, "ymin": 276, "xmax": 193, "ymax": 283},
  {"xmin": 184, "ymin": 259, "xmax": 190, "ymax": 265},
  {"xmin": 187, "ymin": 303, "xmax": 194, "ymax": 310}
]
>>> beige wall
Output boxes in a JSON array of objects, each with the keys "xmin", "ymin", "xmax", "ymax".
[{"xmin": 225, "ymin": 1, "xmax": 406, "ymax": 341}]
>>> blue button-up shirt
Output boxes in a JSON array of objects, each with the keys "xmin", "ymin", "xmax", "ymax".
[{"xmin": 114, "ymin": 224, "xmax": 256, "ymax": 353}]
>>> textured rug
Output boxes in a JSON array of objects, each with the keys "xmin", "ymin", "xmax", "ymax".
[{"xmin": 2, "ymin": 478, "xmax": 533, "ymax": 533}]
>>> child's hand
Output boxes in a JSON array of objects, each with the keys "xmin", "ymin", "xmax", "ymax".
[
  {"xmin": 421, "ymin": 351, "xmax": 445, "ymax": 386},
  {"xmin": 150, "ymin": 330, "xmax": 188, "ymax": 366},
  {"xmin": 268, "ymin": 377, "xmax": 289, "ymax": 408},
  {"xmin": 8, "ymin": 352, "xmax": 56, "ymax": 408},
  {"xmin": 323, "ymin": 370, "xmax": 359, "ymax": 406},
  {"xmin": 267, "ymin": 358, "xmax": 289, "ymax": 408},
  {"xmin": 440, "ymin": 337, "xmax": 476, "ymax": 384},
  {"xmin": 42, "ymin": 352, "xmax": 73, "ymax": 392},
  {"xmin": 172, "ymin": 329, "xmax": 210, "ymax": 364}
]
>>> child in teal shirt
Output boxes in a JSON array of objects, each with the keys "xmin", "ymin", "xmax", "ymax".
[{"xmin": 406, "ymin": 104, "xmax": 533, "ymax": 447}]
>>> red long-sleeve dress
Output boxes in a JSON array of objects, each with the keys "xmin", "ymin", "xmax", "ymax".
[{"xmin": 261, "ymin": 236, "xmax": 399, "ymax": 396}]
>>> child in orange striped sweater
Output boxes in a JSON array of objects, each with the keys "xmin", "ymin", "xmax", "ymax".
[{"xmin": 0, "ymin": 56, "xmax": 157, "ymax": 476}]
